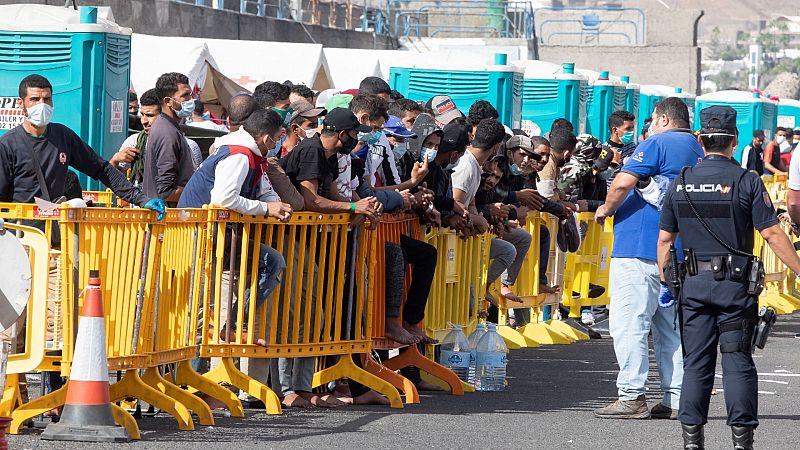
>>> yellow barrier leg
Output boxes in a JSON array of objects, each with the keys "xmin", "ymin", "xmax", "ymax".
[
  {"xmin": 110, "ymin": 403, "xmax": 141, "ymax": 440},
  {"xmin": 381, "ymin": 345, "xmax": 465, "ymax": 396},
  {"xmin": 547, "ymin": 319, "xmax": 590, "ymax": 341},
  {"xmin": 203, "ymin": 357, "xmax": 281, "ymax": 415},
  {"xmin": 0, "ymin": 374, "xmax": 22, "ymax": 416},
  {"xmin": 312, "ymin": 354, "xmax": 403, "ymax": 409},
  {"xmin": 419, "ymin": 371, "xmax": 475, "ymax": 393},
  {"xmin": 174, "ymin": 360, "xmax": 244, "ymax": 417},
  {"xmin": 361, "ymin": 354, "xmax": 419, "ymax": 404},
  {"xmin": 109, "ymin": 369, "xmax": 195, "ymax": 431},
  {"xmin": 7, "ymin": 384, "xmax": 67, "ymax": 434},
  {"xmin": 519, "ymin": 322, "xmax": 576, "ymax": 345},
  {"xmin": 141, "ymin": 366, "xmax": 214, "ymax": 426},
  {"xmin": 496, "ymin": 325, "xmax": 535, "ymax": 349},
  {"xmin": 760, "ymin": 292, "xmax": 795, "ymax": 315},
  {"xmin": 780, "ymin": 292, "xmax": 800, "ymax": 309}
]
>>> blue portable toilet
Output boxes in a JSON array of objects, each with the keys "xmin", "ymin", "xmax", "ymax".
[
  {"xmin": 389, "ymin": 51, "xmax": 523, "ymax": 128},
  {"xmin": 616, "ymin": 75, "xmax": 640, "ymax": 119},
  {"xmin": 0, "ymin": 4, "xmax": 132, "ymax": 190},
  {"xmin": 577, "ymin": 69, "xmax": 625, "ymax": 142},
  {"xmin": 695, "ymin": 90, "xmax": 778, "ymax": 160},
  {"xmin": 510, "ymin": 60, "xmax": 586, "ymax": 137},
  {"xmin": 637, "ymin": 85, "xmax": 670, "ymax": 134},
  {"xmin": 778, "ymin": 98, "xmax": 800, "ymax": 131}
]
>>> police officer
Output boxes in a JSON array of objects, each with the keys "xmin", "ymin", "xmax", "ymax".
[{"xmin": 657, "ymin": 106, "xmax": 800, "ymax": 450}]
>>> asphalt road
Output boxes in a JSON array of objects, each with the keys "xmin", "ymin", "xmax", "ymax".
[{"xmin": 8, "ymin": 312, "xmax": 800, "ymax": 450}]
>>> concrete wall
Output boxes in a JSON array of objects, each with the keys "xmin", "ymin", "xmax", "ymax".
[
  {"xmin": 538, "ymin": 8, "xmax": 704, "ymax": 94},
  {"xmin": 0, "ymin": 0, "xmax": 397, "ymax": 49}
]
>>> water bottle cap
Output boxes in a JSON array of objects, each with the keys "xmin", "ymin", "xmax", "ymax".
[{"xmin": 448, "ymin": 322, "xmax": 462, "ymax": 330}]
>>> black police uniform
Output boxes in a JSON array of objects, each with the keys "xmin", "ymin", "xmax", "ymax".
[{"xmin": 660, "ymin": 153, "xmax": 778, "ymax": 429}]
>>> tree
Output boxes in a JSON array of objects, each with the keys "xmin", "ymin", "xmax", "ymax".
[
  {"xmin": 707, "ymin": 26, "xmax": 746, "ymax": 61},
  {"xmin": 756, "ymin": 19, "xmax": 792, "ymax": 70}
]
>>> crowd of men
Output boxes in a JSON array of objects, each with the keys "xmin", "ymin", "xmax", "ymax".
[{"xmin": 5, "ymin": 69, "xmax": 800, "ymax": 449}]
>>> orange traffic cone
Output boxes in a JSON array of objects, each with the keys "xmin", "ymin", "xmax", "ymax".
[{"xmin": 41, "ymin": 270, "xmax": 130, "ymax": 442}]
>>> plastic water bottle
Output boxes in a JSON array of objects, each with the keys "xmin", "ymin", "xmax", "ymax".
[
  {"xmin": 466, "ymin": 323, "xmax": 488, "ymax": 386},
  {"xmin": 475, "ymin": 323, "xmax": 508, "ymax": 392},
  {"xmin": 440, "ymin": 323, "xmax": 471, "ymax": 382}
]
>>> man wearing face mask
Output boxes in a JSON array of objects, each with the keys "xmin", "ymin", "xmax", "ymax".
[
  {"xmin": 280, "ymin": 100, "xmax": 325, "ymax": 158},
  {"xmin": 604, "ymin": 110, "xmax": 635, "ymax": 164},
  {"xmin": 143, "ymin": 72, "xmax": 197, "ymax": 206},
  {"xmin": 739, "ymin": 130, "xmax": 765, "ymax": 175},
  {"xmin": 593, "ymin": 97, "xmax": 702, "ymax": 420},
  {"xmin": 0, "ymin": 74, "xmax": 164, "ymax": 217},
  {"xmin": 369, "ymin": 115, "xmax": 417, "ymax": 189},
  {"xmin": 763, "ymin": 127, "xmax": 788, "ymax": 176},
  {"xmin": 425, "ymin": 122, "xmax": 470, "ymax": 227}
]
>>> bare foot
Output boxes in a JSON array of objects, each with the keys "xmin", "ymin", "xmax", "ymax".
[
  {"xmin": 415, "ymin": 380, "xmax": 444, "ymax": 391},
  {"xmin": 539, "ymin": 284, "xmax": 562, "ymax": 295},
  {"xmin": 334, "ymin": 382, "xmax": 351, "ymax": 397},
  {"xmin": 319, "ymin": 393, "xmax": 347, "ymax": 407},
  {"xmin": 403, "ymin": 322, "xmax": 437, "ymax": 344},
  {"xmin": 297, "ymin": 391, "xmax": 336, "ymax": 408},
  {"xmin": 281, "ymin": 392, "xmax": 313, "ymax": 408},
  {"xmin": 501, "ymin": 284, "xmax": 522, "ymax": 303},
  {"xmin": 352, "ymin": 389, "xmax": 390, "ymax": 406},
  {"xmin": 334, "ymin": 395, "xmax": 354, "ymax": 405},
  {"xmin": 385, "ymin": 319, "xmax": 421, "ymax": 345}
]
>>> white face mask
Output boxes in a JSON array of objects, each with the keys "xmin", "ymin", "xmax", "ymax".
[
  {"xmin": 392, "ymin": 142, "xmax": 408, "ymax": 159},
  {"xmin": 422, "ymin": 147, "xmax": 438, "ymax": 162},
  {"xmin": 776, "ymin": 135, "xmax": 787, "ymax": 145},
  {"xmin": 26, "ymin": 102, "xmax": 53, "ymax": 127}
]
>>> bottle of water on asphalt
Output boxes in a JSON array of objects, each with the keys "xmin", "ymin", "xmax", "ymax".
[
  {"xmin": 440, "ymin": 323, "xmax": 471, "ymax": 382},
  {"xmin": 475, "ymin": 323, "xmax": 508, "ymax": 392},
  {"xmin": 467, "ymin": 323, "xmax": 488, "ymax": 386}
]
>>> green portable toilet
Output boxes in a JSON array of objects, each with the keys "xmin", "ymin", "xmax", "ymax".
[
  {"xmin": 695, "ymin": 90, "xmax": 778, "ymax": 160},
  {"xmin": 511, "ymin": 60, "xmax": 586, "ymax": 137},
  {"xmin": 778, "ymin": 98, "xmax": 800, "ymax": 130},
  {"xmin": 577, "ymin": 69, "xmax": 625, "ymax": 142},
  {"xmin": 0, "ymin": 4, "xmax": 132, "ymax": 190},
  {"xmin": 389, "ymin": 52, "xmax": 523, "ymax": 128}
]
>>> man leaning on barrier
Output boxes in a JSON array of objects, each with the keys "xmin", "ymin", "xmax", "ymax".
[{"xmin": 178, "ymin": 108, "xmax": 292, "ymax": 347}]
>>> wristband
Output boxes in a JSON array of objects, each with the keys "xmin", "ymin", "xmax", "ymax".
[{"xmin": 349, "ymin": 202, "xmax": 356, "ymax": 213}]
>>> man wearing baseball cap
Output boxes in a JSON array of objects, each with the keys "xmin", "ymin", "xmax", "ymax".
[
  {"xmin": 280, "ymin": 100, "xmax": 326, "ymax": 157},
  {"xmin": 426, "ymin": 95, "xmax": 463, "ymax": 128},
  {"xmin": 364, "ymin": 115, "xmax": 419, "ymax": 190}
]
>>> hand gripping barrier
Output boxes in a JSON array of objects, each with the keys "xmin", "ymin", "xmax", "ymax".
[
  {"xmin": 493, "ymin": 211, "xmax": 578, "ymax": 348},
  {"xmin": 366, "ymin": 214, "xmax": 464, "ymax": 400},
  {"xmin": 198, "ymin": 207, "xmax": 403, "ymax": 411}
]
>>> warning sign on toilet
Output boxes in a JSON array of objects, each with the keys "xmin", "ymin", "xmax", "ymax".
[
  {"xmin": 110, "ymin": 100, "xmax": 124, "ymax": 133},
  {"xmin": 0, "ymin": 97, "xmax": 24, "ymax": 130}
]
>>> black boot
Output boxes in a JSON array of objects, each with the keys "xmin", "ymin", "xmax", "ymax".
[
  {"xmin": 682, "ymin": 423, "xmax": 704, "ymax": 450},
  {"xmin": 731, "ymin": 425, "xmax": 754, "ymax": 450}
]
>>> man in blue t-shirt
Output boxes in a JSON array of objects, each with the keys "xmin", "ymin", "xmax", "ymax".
[{"xmin": 593, "ymin": 98, "xmax": 704, "ymax": 420}]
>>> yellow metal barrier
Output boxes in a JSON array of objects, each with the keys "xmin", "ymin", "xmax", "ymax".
[
  {"xmin": 81, "ymin": 189, "xmax": 115, "ymax": 206},
  {"xmin": 198, "ymin": 207, "xmax": 403, "ymax": 410},
  {"xmin": 562, "ymin": 212, "xmax": 613, "ymax": 318},
  {"xmin": 754, "ymin": 220, "xmax": 800, "ymax": 314}
]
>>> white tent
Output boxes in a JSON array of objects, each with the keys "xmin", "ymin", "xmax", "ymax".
[
  {"xmin": 323, "ymin": 48, "xmax": 382, "ymax": 90},
  {"xmin": 130, "ymin": 33, "xmax": 218, "ymax": 93},
  {"xmin": 202, "ymin": 38, "xmax": 334, "ymax": 92}
]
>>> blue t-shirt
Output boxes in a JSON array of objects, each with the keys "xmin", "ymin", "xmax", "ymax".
[{"xmin": 611, "ymin": 129, "xmax": 704, "ymax": 260}]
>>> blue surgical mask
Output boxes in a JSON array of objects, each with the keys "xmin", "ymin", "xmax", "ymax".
[
  {"xmin": 620, "ymin": 130, "xmax": 635, "ymax": 144},
  {"xmin": 267, "ymin": 134, "xmax": 285, "ymax": 157},
  {"xmin": 392, "ymin": 142, "xmax": 408, "ymax": 160},
  {"xmin": 26, "ymin": 102, "xmax": 53, "ymax": 127},
  {"xmin": 510, "ymin": 163, "xmax": 523, "ymax": 176},
  {"xmin": 422, "ymin": 147, "xmax": 438, "ymax": 162},
  {"xmin": 201, "ymin": 111, "xmax": 211, "ymax": 121},
  {"xmin": 173, "ymin": 99, "xmax": 195, "ymax": 118},
  {"xmin": 358, "ymin": 130, "xmax": 381, "ymax": 145}
]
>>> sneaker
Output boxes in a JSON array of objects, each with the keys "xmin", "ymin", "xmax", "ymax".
[
  {"xmin": 650, "ymin": 402, "xmax": 678, "ymax": 419},
  {"xmin": 594, "ymin": 395, "xmax": 650, "ymax": 419},
  {"xmin": 581, "ymin": 311, "xmax": 595, "ymax": 326}
]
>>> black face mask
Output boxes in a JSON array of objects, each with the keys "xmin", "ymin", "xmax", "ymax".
[{"xmin": 338, "ymin": 132, "xmax": 357, "ymax": 154}]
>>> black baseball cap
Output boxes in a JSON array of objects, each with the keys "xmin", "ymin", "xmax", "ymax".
[
  {"xmin": 322, "ymin": 107, "xmax": 372, "ymax": 133},
  {"xmin": 593, "ymin": 147, "xmax": 616, "ymax": 171},
  {"xmin": 700, "ymin": 105, "xmax": 737, "ymax": 135},
  {"xmin": 438, "ymin": 122, "xmax": 469, "ymax": 154}
]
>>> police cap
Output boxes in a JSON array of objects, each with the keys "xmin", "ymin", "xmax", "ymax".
[{"xmin": 700, "ymin": 105, "xmax": 737, "ymax": 135}]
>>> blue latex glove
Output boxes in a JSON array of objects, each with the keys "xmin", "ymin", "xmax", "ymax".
[
  {"xmin": 143, "ymin": 198, "xmax": 166, "ymax": 221},
  {"xmin": 658, "ymin": 283, "xmax": 676, "ymax": 308}
]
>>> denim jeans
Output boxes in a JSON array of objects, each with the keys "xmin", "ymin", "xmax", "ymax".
[{"xmin": 608, "ymin": 257, "xmax": 683, "ymax": 407}]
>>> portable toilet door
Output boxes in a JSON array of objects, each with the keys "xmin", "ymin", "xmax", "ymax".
[
  {"xmin": 512, "ymin": 61, "xmax": 586, "ymax": 137},
  {"xmin": 389, "ymin": 52, "xmax": 523, "ymax": 128},
  {"xmin": 638, "ymin": 85, "xmax": 667, "ymax": 135},
  {"xmin": 778, "ymin": 98, "xmax": 800, "ymax": 131},
  {"xmin": 0, "ymin": 5, "xmax": 132, "ymax": 190},
  {"xmin": 578, "ymin": 69, "xmax": 623, "ymax": 142},
  {"xmin": 694, "ymin": 90, "xmax": 774, "ymax": 161},
  {"xmin": 618, "ymin": 75, "xmax": 640, "ymax": 119}
]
